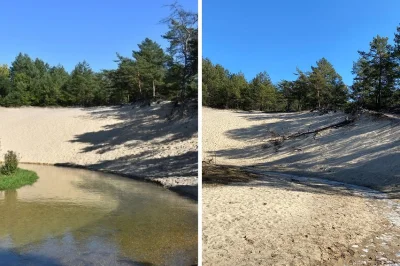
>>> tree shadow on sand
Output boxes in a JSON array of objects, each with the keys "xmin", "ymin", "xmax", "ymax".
[
  {"xmin": 71, "ymin": 103, "xmax": 197, "ymax": 154},
  {"xmin": 203, "ymin": 164, "xmax": 386, "ymax": 199},
  {"xmin": 68, "ymin": 103, "xmax": 198, "ymax": 175},
  {"xmin": 225, "ymin": 111, "xmax": 347, "ymax": 141},
  {"xmin": 87, "ymin": 151, "xmax": 198, "ymax": 178},
  {"xmin": 205, "ymin": 113, "xmax": 400, "ymax": 198},
  {"xmin": 63, "ymin": 103, "xmax": 198, "ymax": 199}
]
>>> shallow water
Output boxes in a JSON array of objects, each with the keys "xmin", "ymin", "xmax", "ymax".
[{"xmin": 0, "ymin": 164, "xmax": 198, "ymax": 265}]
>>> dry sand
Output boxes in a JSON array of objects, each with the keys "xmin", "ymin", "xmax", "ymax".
[
  {"xmin": 203, "ymin": 107, "xmax": 400, "ymax": 193},
  {"xmin": 203, "ymin": 107, "xmax": 400, "ymax": 265},
  {"xmin": 0, "ymin": 102, "xmax": 198, "ymax": 199}
]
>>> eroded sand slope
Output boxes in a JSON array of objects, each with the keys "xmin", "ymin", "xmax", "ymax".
[
  {"xmin": 0, "ymin": 103, "xmax": 198, "ymax": 198},
  {"xmin": 203, "ymin": 107, "xmax": 400, "ymax": 193}
]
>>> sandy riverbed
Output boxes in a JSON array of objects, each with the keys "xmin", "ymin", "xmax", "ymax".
[
  {"xmin": 203, "ymin": 107, "xmax": 400, "ymax": 265},
  {"xmin": 0, "ymin": 102, "xmax": 198, "ymax": 199}
]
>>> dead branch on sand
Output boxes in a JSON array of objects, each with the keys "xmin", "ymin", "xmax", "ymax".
[
  {"xmin": 263, "ymin": 116, "xmax": 356, "ymax": 151},
  {"xmin": 285, "ymin": 117, "xmax": 356, "ymax": 139}
]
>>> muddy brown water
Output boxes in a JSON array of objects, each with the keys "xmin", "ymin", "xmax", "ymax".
[{"xmin": 0, "ymin": 164, "xmax": 198, "ymax": 266}]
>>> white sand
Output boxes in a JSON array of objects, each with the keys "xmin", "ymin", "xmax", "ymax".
[
  {"xmin": 203, "ymin": 107, "xmax": 400, "ymax": 192},
  {"xmin": 0, "ymin": 103, "xmax": 198, "ymax": 198},
  {"xmin": 203, "ymin": 107, "xmax": 400, "ymax": 265}
]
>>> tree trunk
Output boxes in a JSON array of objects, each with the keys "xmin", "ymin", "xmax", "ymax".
[
  {"xmin": 182, "ymin": 53, "xmax": 188, "ymax": 100},
  {"xmin": 377, "ymin": 57, "xmax": 383, "ymax": 110},
  {"xmin": 378, "ymin": 79, "xmax": 382, "ymax": 110},
  {"xmin": 138, "ymin": 73, "xmax": 142, "ymax": 95},
  {"xmin": 153, "ymin": 80, "xmax": 156, "ymax": 98},
  {"xmin": 181, "ymin": 39, "xmax": 189, "ymax": 101}
]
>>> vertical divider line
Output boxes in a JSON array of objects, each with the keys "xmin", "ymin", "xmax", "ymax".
[{"xmin": 197, "ymin": 0, "xmax": 203, "ymax": 264}]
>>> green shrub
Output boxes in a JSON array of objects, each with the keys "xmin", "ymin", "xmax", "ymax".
[
  {"xmin": 343, "ymin": 102, "xmax": 360, "ymax": 115},
  {"xmin": 1, "ymin": 151, "xmax": 19, "ymax": 175}
]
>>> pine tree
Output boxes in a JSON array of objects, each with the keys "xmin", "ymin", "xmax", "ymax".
[
  {"xmin": 63, "ymin": 61, "xmax": 98, "ymax": 106},
  {"xmin": 309, "ymin": 58, "xmax": 347, "ymax": 110},
  {"xmin": 353, "ymin": 36, "xmax": 396, "ymax": 110},
  {"xmin": 161, "ymin": 2, "xmax": 198, "ymax": 100},
  {"xmin": 132, "ymin": 38, "xmax": 167, "ymax": 99}
]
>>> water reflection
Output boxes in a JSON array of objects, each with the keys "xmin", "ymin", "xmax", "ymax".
[{"xmin": 0, "ymin": 164, "xmax": 197, "ymax": 265}]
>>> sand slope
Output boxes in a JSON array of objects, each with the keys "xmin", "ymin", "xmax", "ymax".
[
  {"xmin": 0, "ymin": 102, "xmax": 198, "ymax": 198},
  {"xmin": 203, "ymin": 107, "xmax": 400, "ymax": 194},
  {"xmin": 203, "ymin": 107, "xmax": 400, "ymax": 265}
]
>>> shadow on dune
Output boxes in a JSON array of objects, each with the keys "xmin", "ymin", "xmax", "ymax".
[
  {"xmin": 206, "ymin": 112, "xmax": 400, "ymax": 198},
  {"xmin": 87, "ymin": 150, "xmax": 198, "ymax": 178},
  {"xmin": 203, "ymin": 164, "xmax": 384, "ymax": 199},
  {"xmin": 72, "ymin": 104, "xmax": 197, "ymax": 154},
  {"xmin": 61, "ymin": 103, "xmax": 198, "ymax": 199},
  {"xmin": 225, "ymin": 111, "xmax": 347, "ymax": 141},
  {"xmin": 69, "ymin": 103, "xmax": 198, "ymax": 177}
]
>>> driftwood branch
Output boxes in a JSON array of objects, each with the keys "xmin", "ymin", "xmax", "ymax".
[
  {"xmin": 285, "ymin": 117, "xmax": 355, "ymax": 140},
  {"xmin": 263, "ymin": 117, "xmax": 356, "ymax": 150}
]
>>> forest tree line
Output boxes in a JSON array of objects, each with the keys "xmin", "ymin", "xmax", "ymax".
[
  {"xmin": 203, "ymin": 25, "xmax": 400, "ymax": 112},
  {"xmin": 0, "ymin": 3, "xmax": 197, "ymax": 107}
]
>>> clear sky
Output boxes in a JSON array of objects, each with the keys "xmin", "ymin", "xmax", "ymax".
[
  {"xmin": 203, "ymin": 0, "xmax": 400, "ymax": 85},
  {"xmin": 1, "ymin": 0, "xmax": 197, "ymax": 72}
]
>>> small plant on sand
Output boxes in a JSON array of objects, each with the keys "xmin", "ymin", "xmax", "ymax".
[
  {"xmin": 0, "ymin": 147, "xmax": 38, "ymax": 190},
  {"xmin": 1, "ymin": 150, "xmax": 19, "ymax": 175}
]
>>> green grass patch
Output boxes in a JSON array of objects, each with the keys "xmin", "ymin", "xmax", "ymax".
[{"xmin": 0, "ymin": 168, "xmax": 39, "ymax": 190}]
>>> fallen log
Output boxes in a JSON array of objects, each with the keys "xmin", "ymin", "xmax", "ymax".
[
  {"xmin": 263, "ymin": 117, "xmax": 356, "ymax": 151},
  {"xmin": 285, "ymin": 117, "xmax": 355, "ymax": 140}
]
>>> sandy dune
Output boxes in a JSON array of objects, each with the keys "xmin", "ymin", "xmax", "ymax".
[
  {"xmin": 203, "ymin": 107, "xmax": 400, "ymax": 194},
  {"xmin": 0, "ymin": 102, "xmax": 198, "ymax": 199},
  {"xmin": 203, "ymin": 107, "xmax": 400, "ymax": 265}
]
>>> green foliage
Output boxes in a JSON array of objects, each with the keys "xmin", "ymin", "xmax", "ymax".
[
  {"xmin": 0, "ymin": 168, "xmax": 39, "ymax": 190},
  {"xmin": 0, "ymin": 2, "xmax": 197, "ymax": 107},
  {"xmin": 0, "ymin": 64, "xmax": 9, "ymax": 77},
  {"xmin": 133, "ymin": 38, "xmax": 168, "ymax": 99},
  {"xmin": 204, "ymin": 25, "xmax": 400, "ymax": 113},
  {"xmin": 0, "ymin": 64, "xmax": 11, "ymax": 101},
  {"xmin": 161, "ymin": 2, "xmax": 198, "ymax": 100},
  {"xmin": 352, "ymin": 35, "xmax": 399, "ymax": 110},
  {"xmin": 1, "ymin": 151, "xmax": 19, "ymax": 175},
  {"xmin": 61, "ymin": 61, "xmax": 99, "ymax": 106},
  {"xmin": 249, "ymin": 72, "xmax": 279, "ymax": 111},
  {"xmin": 352, "ymin": 28, "xmax": 400, "ymax": 110},
  {"xmin": 203, "ymin": 57, "xmax": 347, "ymax": 112},
  {"xmin": 343, "ymin": 102, "xmax": 361, "ymax": 115},
  {"xmin": 309, "ymin": 58, "xmax": 348, "ymax": 109}
]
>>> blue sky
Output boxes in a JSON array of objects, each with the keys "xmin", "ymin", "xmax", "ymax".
[
  {"xmin": 1, "ymin": 0, "xmax": 197, "ymax": 72},
  {"xmin": 203, "ymin": 0, "xmax": 400, "ymax": 85}
]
